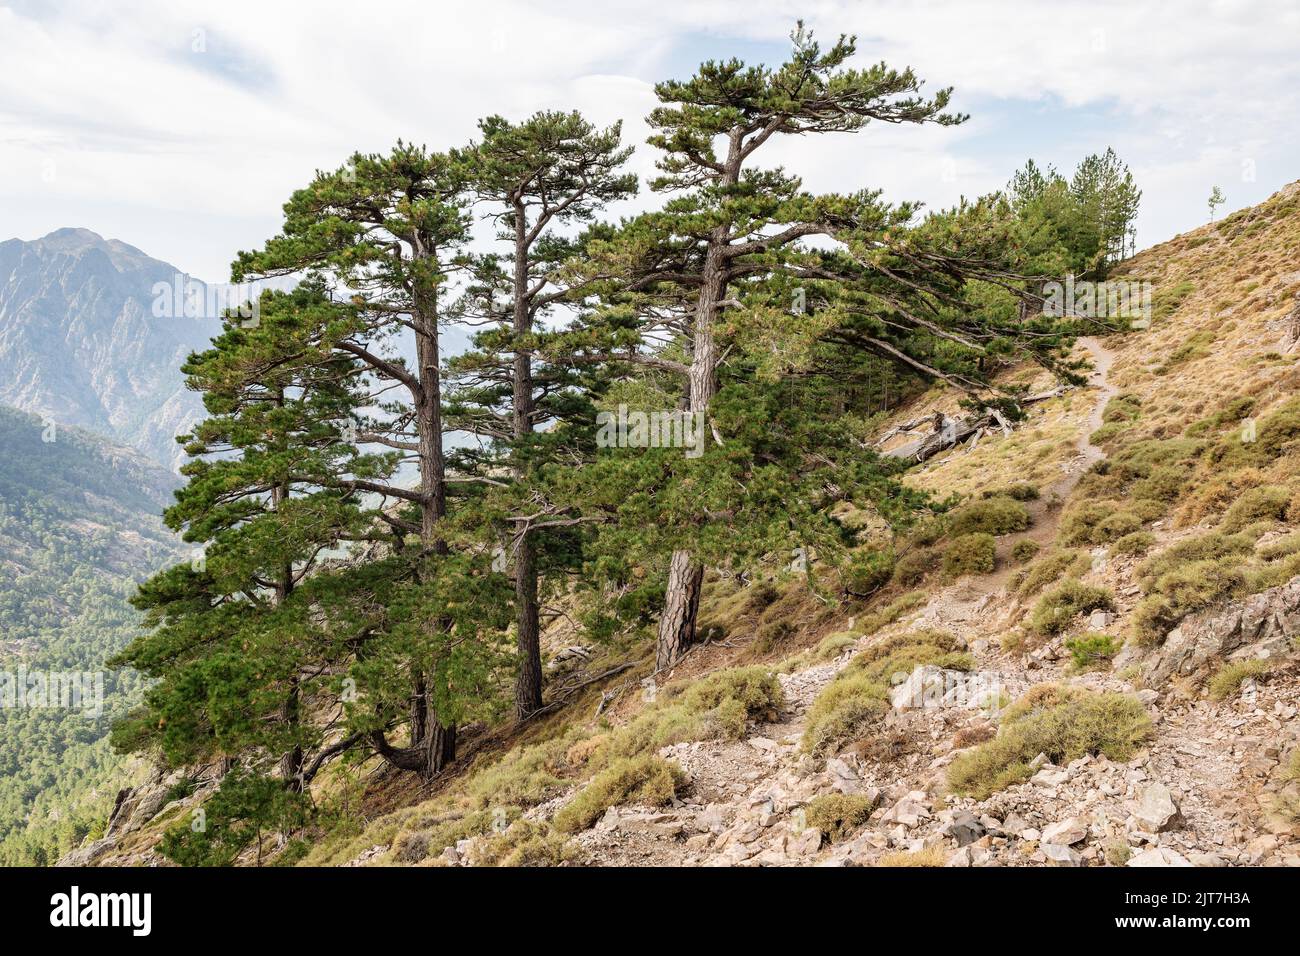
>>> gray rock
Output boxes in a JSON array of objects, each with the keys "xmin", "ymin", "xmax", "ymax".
[
  {"xmin": 1132, "ymin": 783, "xmax": 1182, "ymax": 832},
  {"xmin": 1042, "ymin": 843, "xmax": 1082, "ymax": 866},
  {"xmin": 1146, "ymin": 575, "xmax": 1300, "ymax": 684},
  {"xmin": 1127, "ymin": 847, "xmax": 1193, "ymax": 867},
  {"xmin": 1042, "ymin": 817, "xmax": 1089, "ymax": 846},
  {"xmin": 942, "ymin": 811, "xmax": 986, "ymax": 847}
]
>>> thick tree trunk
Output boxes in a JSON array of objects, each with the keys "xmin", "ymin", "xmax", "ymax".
[
  {"xmin": 424, "ymin": 718, "xmax": 456, "ymax": 776},
  {"xmin": 511, "ymin": 211, "xmax": 544, "ymax": 719},
  {"xmin": 375, "ymin": 284, "xmax": 455, "ymax": 777},
  {"xmin": 279, "ymin": 678, "xmax": 304, "ymax": 791},
  {"xmin": 656, "ymin": 551, "xmax": 705, "ymax": 669},
  {"xmin": 514, "ymin": 534, "xmax": 543, "ymax": 718}
]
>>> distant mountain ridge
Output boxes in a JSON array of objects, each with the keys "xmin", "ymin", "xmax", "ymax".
[{"xmin": 0, "ymin": 228, "xmax": 221, "ymax": 470}]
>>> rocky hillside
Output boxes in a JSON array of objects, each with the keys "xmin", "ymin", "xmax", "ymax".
[
  {"xmin": 0, "ymin": 228, "xmax": 221, "ymax": 470},
  {"xmin": 70, "ymin": 182, "xmax": 1300, "ymax": 869}
]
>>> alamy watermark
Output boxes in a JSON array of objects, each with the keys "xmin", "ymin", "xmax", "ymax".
[
  {"xmin": 152, "ymin": 274, "xmax": 260, "ymax": 327},
  {"xmin": 596, "ymin": 404, "xmax": 706, "ymax": 458},
  {"xmin": 1043, "ymin": 276, "xmax": 1153, "ymax": 328},
  {"xmin": 0, "ymin": 667, "xmax": 104, "ymax": 718}
]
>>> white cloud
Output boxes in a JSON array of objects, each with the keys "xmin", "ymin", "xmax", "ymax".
[{"xmin": 1, "ymin": 0, "xmax": 1297, "ymax": 277}]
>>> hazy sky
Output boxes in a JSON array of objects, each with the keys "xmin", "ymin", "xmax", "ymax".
[{"xmin": 3, "ymin": 0, "xmax": 1298, "ymax": 280}]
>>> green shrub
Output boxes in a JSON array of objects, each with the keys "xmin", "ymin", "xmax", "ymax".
[
  {"xmin": 848, "ymin": 629, "xmax": 971, "ymax": 684},
  {"xmin": 1011, "ymin": 540, "xmax": 1041, "ymax": 562},
  {"xmin": 1210, "ymin": 397, "xmax": 1300, "ymax": 467},
  {"xmin": 841, "ymin": 549, "xmax": 895, "ymax": 595},
  {"xmin": 467, "ymin": 820, "xmax": 570, "ymax": 867},
  {"xmin": 950, "ymin": 496, "xmax": 1031, "ymax": 536},
  {"xmin": 1137, "ymin": 533, "xmax": 1253, "ymax": 589},
  {"xmin": 1094, "ymin": 510, "xmax": 1143, "ymax": 541},
  {"xmin": 947, "ymin": 688, "xmax": 1152, "ymax": 799},
  {"xmin": 1102, "ymin": 393, "xmax": 1143, "ymax": 424},
  {"xmin": 1132, "ymin": 557, "xmax": 1245, "ymax": 644},
  {"xmin": 943, "ymin": 533, "xmax": 996, "ymax": 577},
  {"xmin": 805, "ymin": 793, "xmax": 876, "ymax": 842},
  {"xmin": 553, "ymin": 756, "xmax": 684, "ymax": 833},
  {"xmin": 1015, "ymin": 548, "xmax": 1088, "ymax": 597},
  {"xmin": 1059, "ymin": 501, "xmax": 1120, "ymax": 545},
  {"xmin": 856, "ymin": 591, "xmax": 926, "ymax": 634},
  {"xmin": 1220, "ymin": 485, "xmax": 1291, "ymax": 533},
  {"xmin": 1257, "ymin": 533, "xmax": 1300, "ymax": 562},
  {"xmin": 800, "ymin": 671, "xmax": 889, "ymax": 755},
  {"xmin": 579, "ymin": 667, "xmax": 785, "ymax": 772},
  {"xmin": 1132, "ymin": 464, "xmax": 1190, "ymax": 502},
  {"xmin": 982, "ymin": 483, "xmax": 1040, "ymax": 502},
  {"xmin": 802, "ymin": 631, "xmax": 969, "ymax": 754},
  {"xmin": 1207, "ymin": 659, "xmax": 1273, "ymax": 700},
  {"xmin": 1110, "ymin": 531, "xmax": 1155, "ymax": 556},
  {"xmin": 892, "ymin": 548, "xmax": 937, "ymax": 587},
  {"xmin": 1065, "ymin": 634, "xmax": 1121, "ymax": 670},
  {"xmin": 1030, "ymin": 581, "xmax": 1114, "ymax": 636}
]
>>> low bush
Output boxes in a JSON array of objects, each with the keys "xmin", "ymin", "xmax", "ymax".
[
  {"xmin": 982, "ymin": 483, "xmax": 1040, "ymax": 502},
  {"xmin": 841, "ymin": 549, "xmax": 896, "ymax": 595},
  {"xmin": 947, "ymin": 687, "xmax": 1152, "ymax": 799},
  {"xmin": 1207, "ymin": 659, "xmax": 1273, "ymax": 700},
  {"xmin": 1011, "ymin": 540, "xmax": 1041, "ymax": 562},
  {"xmin": 1015, "ymin": 549, "xmax": 1089, "ymax": 597},
  {"xmin": 803, "ymin": 631, "xmax": 969, "ymax": 755},
  {"xmin": 1065, "ymin": 634, "xmax": 1121, "ymax": 670},
  {"xmin": 1219, "ymin": 485, "xmax": 1291, "ymax": 533},
  {"xmin": 1137, "ymin": 533, "xmax": 1253, "ymax": 589},
  {"xmin": 1132, "ymin": 557, "xmax": 1245, "ymax": 645},
  {"xmin": 553, "ymin": 756, "xmax": 684, "ymax": 833},
  {"xmin": 943, "ymin": 533, "xmax": 996, "ymax": 577},
  {"xmin": 892, "ymin": 548, "xmax": 937, "ymax": 587},
  {"xmin": 574, "ymin": 667, "xmax": 785, "ymax": 773},
  {"xmin": 466, "ymin": 820, "xmax": 570, "ymax": 867},
  {"xmin": 1110, "ymin": 531, "xmax": 1155, "ymax": 556},
  {"xmin": 800, "ymin": 671, "xmax": 889, "ymax": 755},
  {"xmin": 805, "ymin": 793, "xmax": 876, "ymax": 843},
  {"xmin": 950, "ymin": 496, "xmax": 1031, "ymax": 536},
  {"xmin": 1029, "ymin": 581, "xmax": 1114, "ymax": 636}
]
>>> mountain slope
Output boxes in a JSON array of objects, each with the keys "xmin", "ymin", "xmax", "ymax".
[
  {"xmin": 68, "ymin": 181, "xmax": 1300, "ymax": 869},
  {"xmin": 0, "ymin": 404, "xmax": 182, "ymax": 865},
  {"xmin": 0, "ymin": 228, "xmax": 221, "ymax": 470}
]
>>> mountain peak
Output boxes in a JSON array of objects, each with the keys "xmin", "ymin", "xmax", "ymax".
[{"xmin": 37, "ymin": 226, "xmax": 106, "ymax": 247}]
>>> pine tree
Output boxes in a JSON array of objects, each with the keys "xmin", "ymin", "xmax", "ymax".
[
  {"xmin": 447, "ymin": 112, "xmax": 636, "ymax": 719},
  {"xmin": 232, "ymin": 144, "xmax": 473, "ymax": 776},
  {"xmin": 111, "ymin": 283, "xmax": 378, "ymax": 789},
  {"xmin": 567, "ymin": 24, "xmax": 967, "ymax": 667}
]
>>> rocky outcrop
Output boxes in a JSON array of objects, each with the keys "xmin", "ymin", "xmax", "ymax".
[{"xmin": 1143, "ymin": 574, "xmax": 1300, "ymax": 686}]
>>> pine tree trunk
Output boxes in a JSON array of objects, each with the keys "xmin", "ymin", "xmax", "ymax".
[
  {"xmin": 656, "ymin": 551, "xmax": 705, "ymax": 669},
  {"xmin": 424, "ymin": 718, "xmax": 456, "ymax": 776},
  {"xmin": 514, "ymin": 533, "xmax": 543, "ymax": 719},
  {"xmin": 402, "ymin": 286, "xmax": 455, "ymax": 774},
  {"xmin": 511, "ymin": 210, "xmax": 544, "ymax": 719},
  {"xmin": 654, "ymin": 159, "xmax": 731, "ymax": 669}
]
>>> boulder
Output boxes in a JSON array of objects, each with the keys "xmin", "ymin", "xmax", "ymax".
[
  {"xmin": 941, "ymin": 811, "xmax": 986, "ymax": 847},
  {"xmin": 1042, "ymin": 817, "xmax": 1089, "ymax": 846},
  {"xmin": 1127, "ymin": 847, "xmax": 1193, "ymax": 867},
  {"xmin": 1042, "ymin": 843, "xmax": 1082, "ymax": 866},
  {"xmin": 889, "ymin": 665, "xmax": 999, "ymax": 710},
  {"xmin": 1132, "ymin": 783, "xmax": 1182, "ymax": 832},
  {"xmin": 1146, "ymin": 574, "xmax": 1300, "ymax": 685}
]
